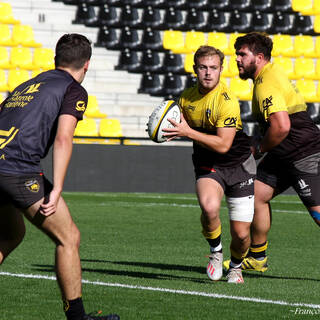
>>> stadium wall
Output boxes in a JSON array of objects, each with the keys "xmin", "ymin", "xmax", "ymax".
[{"xmin": 41, "ymin": 144, "xmax": 195, "ymax": 193}]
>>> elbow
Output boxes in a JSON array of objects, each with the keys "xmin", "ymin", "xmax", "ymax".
[{"xmin": 217, "ymin": 144, "xmax": 231, "ymax": 154}]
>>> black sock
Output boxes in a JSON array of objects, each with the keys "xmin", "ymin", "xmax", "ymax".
[
  {"xmin": 249, "ymin": 241, "xmax": 268, "ymax": 259},
  {"xmin": 64, "ymin": 297, "xmax": 85, "ymax": 320}
]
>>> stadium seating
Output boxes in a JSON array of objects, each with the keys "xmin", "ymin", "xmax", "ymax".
[
  {"xmin": 74, "ymin": 118, "xmax": 99, "ymax": 136},
  {"xmin": 0, "ymin": 2, "xmax": 20, "ymax": 24},
  {"xmin": 0, "ymin": 69, "xmax": 9, "ymax": 92},
  {"xmin": 84, "ymin": 95, "xmax": 107, "ymax": 118},
  {"xmin": 11, "ymin": 25, "xmax": 42, "ymax": 47},
  {"xmin": 0, "ymin": 46, "xmax": 13, "ymax": 69},
  {"xmin": 7, "ymin": 69, "xmax": 30, "ymax": 92},
  {"xmin": 0, "ymin": 24, "xmax": 15, "ymax": 46},
  {"xmin": 10, "ymin": 47, "xmax": 34, "ymax": 70},
  {"xmin": 32, "ymin": 48, "xmax": 55, "ymax": 71},
  {"xmin": 51, "ymin": 0, "xmax": 320, "ymax": 137},
  {"xmin": 99, "ymin": 118, "xmax": 123, "ymax": 137}
]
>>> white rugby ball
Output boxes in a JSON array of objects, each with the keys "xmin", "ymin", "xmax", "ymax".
[{"xmin": 147, "ymin": 100, "xmax": 181, "ymax": 143}]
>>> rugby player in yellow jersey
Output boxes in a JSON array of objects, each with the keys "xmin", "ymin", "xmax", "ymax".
[
  {"xmin": 163, "ymin": 46, "xmax": 256, "ymax": 283},
  {"xmin": 224, "ymin": 32, "xmax": 320, "ymax": 272}
]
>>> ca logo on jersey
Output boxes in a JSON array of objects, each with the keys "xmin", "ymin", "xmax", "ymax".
[
  {"xmin": 224, "ymin": 117, "xmax": 237, "ymax": 126},
  {"xmin": 25, "ymin": 179, "xmax": 40, "ymax": 193},
  {"xmin": 76, "ymin": 101, "xmax": 86, "ymax": 112},
  {"xmin": 263, "ymin": 96, "xmax": 273, "ymax": 110}
]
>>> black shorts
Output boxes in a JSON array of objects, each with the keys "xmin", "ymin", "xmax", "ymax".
[
  {"xmin": 0, "ymin": 172, "xmax": 53, "ymax": 209},
  {"xmin": 257, "ymin": 152, "xmax": 320, "ymax": 207},
  {"xmin": 195, "ymin": 154, "xmax": 256, "ymax": 198}
]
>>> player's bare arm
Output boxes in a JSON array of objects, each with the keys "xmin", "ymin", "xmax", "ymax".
[
  {"xmin": 259, "ymin": 111, "xmax": 291, "ymax": 153},
  {"xmin": 163, "ymin": 113, "xmax": 236, "ymax": 154},
  {"xmin": 40, "ymin": 114, "xmax": 77, "ymax": 216}
]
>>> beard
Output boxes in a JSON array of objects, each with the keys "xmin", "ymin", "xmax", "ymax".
[{"xmin": 238, "ymin": 61, "xmax": 256, "ymax": 80}]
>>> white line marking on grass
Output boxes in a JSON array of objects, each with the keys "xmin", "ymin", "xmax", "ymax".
[
  {"xmin": 1, "ymin": 271, "xmax": 319, "ymax": 309},
  {"xmin": 73, "ymin": 201, "xmax": 308, "ymax": 215}
]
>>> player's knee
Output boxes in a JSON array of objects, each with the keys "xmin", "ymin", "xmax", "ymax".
[
  {"xmin": 57, "ymin": 223, "xmax": 81, "ymax": 250},
  {"xmin": 200, "ymin": 200, "xmax": 220, "ymax": 220},
  {"xmin": 232, "ymin": 229, "xmax": 250, "ymax": 245}
]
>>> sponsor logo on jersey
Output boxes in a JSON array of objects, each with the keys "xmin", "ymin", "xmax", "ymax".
[
  {"xmin": 224, "ymin": 117, "xmax": 237, "ymax": 126},
  {"xmin": 25, "ymin": 179, "xmax": 40, "ymax": 193},
  {"xmin": 240, "ymin": 178, "xmax": 254, "ymax": 188},
  {"xmin": 222, "ymin": 92, "xmax": 231, "ymax": 100},
  {"xmin": 262, "ymin": 96, "xmax": 273, "ymax": 110},
  {"xmin": 76, "ymin": 101, "xmax": 86, "ymax": 112}
]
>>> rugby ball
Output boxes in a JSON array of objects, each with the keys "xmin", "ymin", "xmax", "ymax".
[{"xmin": 147, "ymin": 100, "xmax": 181, "ymax": 143}]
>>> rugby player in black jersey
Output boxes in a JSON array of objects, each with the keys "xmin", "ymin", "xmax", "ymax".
[{"xmin": 0, "ymin": 34, "xmax": 119, "ymax": 320}]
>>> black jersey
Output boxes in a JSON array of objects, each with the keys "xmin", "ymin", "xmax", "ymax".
[{"xmin": 0, "ymin": 69, "xmax": 87, "ymax": 174}]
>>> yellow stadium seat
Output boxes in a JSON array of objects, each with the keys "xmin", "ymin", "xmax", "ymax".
[
  {"xmin": 184, "ymin": 53, "xmax": 195, "ymax": 74},
  {"xmin": 294, "ymin": 58, "xmax": 316, "ymax": 79},
  {"xmin": 312, "ymin": 1, "xmax": 320, "ymax": 15},
  {"xmin": 207, "ymin": 32, "xmax": 229, "ymax": 54},
  {"xmin": 74, "ymin": 118, "xmax": 98, "ymax": 137},
  {"xmin": 226, "ymin": 33, "xmax": 245, "ymax": 56},
  {"xmin": 272, "ymin": 35, "xmax": 295, "ymax": 57},
  {"xmin": 229, "ymin": 77, "xmax": 252, "ymax": 101},
  {"xmin": 295, "ymin": 79, "xmax": 318, "ymax": 102},
  {"xmin": 11, "ymin": 24, "xmax": 42, "ymax": 47},
  {"xmin": 32, "ymin": 47, "xmax": 55, "ymax": 70},
  {"xmin": 162, "ymin": 30, "xmax": 185, "ymax": 53},
  {"xmin": 178, "ymin": 31, "xmax": 206, "ymax": 54},
  {"xmin": 7, "ymin": 69, "xmax": 30, "ymax": 92},
  {"xmin": 0, "ymin": 69, "xmax": 9, "ymax": 92},
  {"xmin": 314, "ymin": 15, "xmax": 320, "ymax": 34},
  {"xmin": 99, "ymin": 118, "xmax": 123, "ymax": 137},
  {"xmin": 294, "ymin": 35, "xmax": 315, "ymax": 58},
  {"xmin": 227, "ymin": 57, "xmax": 238, "ymax": 77},
  {"xmin": 292, "ymin": 0, "xmax": 313, "ymax": 14},
  {"xmin": 314, "ymin": 59, "xmax": 320, "ymax": 80},
  {"xmin": 0, "ymin": 24, "xmax": 15, "ymax": 46},
  {"xmin": 10, "ymin": 47, "xmax": 34, "ymax": 70},
  {"xmin": 221, "ymin": 58, "xmax": 229, "ymax": 78},
  {"xmin": 0, "ymin": 46, "xmax": 13, "ymax": 69},
  {"xmin": 84, "ymin": 95, "xmax": 107, "ymax": 118},
  {"xmin": 273, "ymin": 57, "xmax": 296, "ymax": 80},
  {"xmin": 0, "ymin": 2, "xmax": 20, "ymax": 24}
]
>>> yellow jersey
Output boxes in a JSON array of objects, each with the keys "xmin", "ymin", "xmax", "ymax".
[
  {"xmin": 252, "ymin": 63, "xmax": 320, "ymax": 162},
  {"xmin": 179, "ymin": 81, "xmax": 251, "ymax": 168}
]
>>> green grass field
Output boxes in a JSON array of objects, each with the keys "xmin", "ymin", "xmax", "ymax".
[{"xmin": 0, "ymin": 192, "xmax": 319, "ymax": 319}]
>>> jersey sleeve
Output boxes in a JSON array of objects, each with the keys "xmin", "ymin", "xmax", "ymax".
[
  {"xmin": 59, "ymin": 82, "xmax": 88, "ymax": 120},
  {"xmin": 214, "ymin": 94, "xmax": 241, "ymax": 128},
  {"xmin": 256, "ymin": 85, "xmax": 287, "ymax": 121}
]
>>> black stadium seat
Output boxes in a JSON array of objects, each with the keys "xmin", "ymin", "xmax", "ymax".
[
  {"xmin": 185, "ymin": 8, "xmax": 207, "ymax": 31},
  {"xmin": 205, "ymin": 9, "xmax": 229, "ymax": 33},
  {"xmin": 137, "ymin": 49, "xmax": 162, "ymax": 73},
  {"xmin": 269, "ymin": 12, "xmax": 294, "ymax": 34},
  {"xmin": 72, "ymin": 3, "xmax": 98, "ymax": 26},
  {"xmin": 292, "ymin": 13, "xmax": 314, "ymax": 35},
  {"xmin": 160, "ymin": 73, "xmax": 185, "ymax": 100},
  {"xmin": 119, "ymin": 5, "xmax": 141, "ymax": 28},
  {"xmin": 95, "ymin": 26, "xmax": 119, "ymax": 49},
  {"xmin": 116, "ymin": 26, "xmax": 141, "ymax": 50},
  {"xmin": 161, "ymin": 7, "xmax": 185, "ymax": 30},
  {"xmin": 138, "ymin": 28, "xmax": 164, "ymax": 52},
  {"xmin": 114, "ymin": 48, "xmax": 140, "ymax": 72},
  {"xmin": 140, "ymin": 6, "xmax": 162, "ymax": 30},
  {"xmin": 97, "ymin": 5, "xmax": 120, "ymax": 28},
  {"xmin": 160, "ymin": 52, "xmax": 185, "ymax": 75},
  {"xmin": 227, "ymin": 10, "xmax": 251, "ymax": 33},
  {"xmin": 229, "ymin": 0, "xmax": 252, "ymax": 11},
  {"xmin": 138, "ymin": 72, "xmax": 163, "ymax": 96},
  {"xmin": 251, "ymin": 11, "xmax": 272, "ymax": 33}
]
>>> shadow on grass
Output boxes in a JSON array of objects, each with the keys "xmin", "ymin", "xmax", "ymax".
[{"xmin": 31, "ymin": 259, "xmax": 320, "ymax": 283}]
